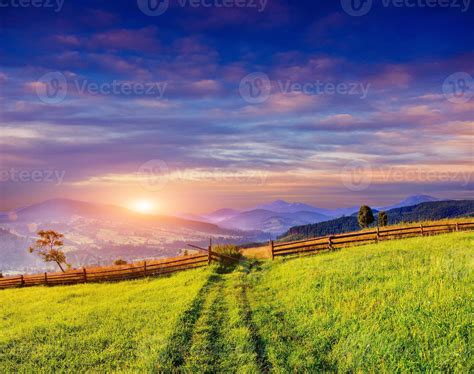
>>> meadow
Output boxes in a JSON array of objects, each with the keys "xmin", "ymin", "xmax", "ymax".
[
  {"xmin": 247, "ymin": 232, "xmax": 474, "ymax": 372},
  {"xmin": 0, "ymin": 268, "xmax": 210, "ymax": 372},
  {"xmin": 1, "ymin": 232, "xmax": 472, "ymax": 372}
]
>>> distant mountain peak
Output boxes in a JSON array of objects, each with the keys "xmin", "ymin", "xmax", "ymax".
[
  {"xmin": 209, "ymin": 208, "xmax": 241, "ymax": 215},
  {"xmin": 255, "ymin": 200, "xmax": 320, "ymax": 213},
  {"xmin": 401, "ymin": 194, "xmax": 439, "ymax": 202},
  {"xmin": 378, "ymin": 195, "xmax": 441, "ymax": 211},
  {"xmin": 272, "ymin": 199, "xmax": 289, "ymax": 204},
  {"xmin": 204, "ymin": 208, "xmax": 241, "ymax": 223}
]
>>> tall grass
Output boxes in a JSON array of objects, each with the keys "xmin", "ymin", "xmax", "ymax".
[
  {"xmin": 0, "ymin": 268, "xmax": 210, "ymax": 372},
  {"xmin": 1, "ymin": 232, "xmax": 472, "ymax": 372},
  {"xmin": 247, "ymin": 232, "xmax": 473, "ymax": 372}
]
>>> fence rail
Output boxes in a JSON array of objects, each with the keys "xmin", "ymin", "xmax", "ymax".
[
  {"xmin": 269, "ymin": 220, "xmax": 474, "ymax": 259},
  {"xmin": 0, "ymin": 253, "xmax": 212, "ymax": 290}
]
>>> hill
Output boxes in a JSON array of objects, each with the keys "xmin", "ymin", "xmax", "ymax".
[
  {"xmin": 0, "ymin": 199, "xmax": 230, "ymax": 233},
  {"xmin": 377, "ymin": 194, "xmax": 440, "ymax": 211},
  {"xmin": 255, "ymin": 200, "xmax": 329, "ymax": 214},
  {"xmin": 0, "ymin": 268, "xmax": 211, "ymax": 372},
  {"xmin": 218, "ymin": 209, "xmax": 330, "ymax": 234},
  {"xmin": 247, "ymin": 232, "xmax": 473, "ymax": 372},
  {"xmin": 1, "ymin": 232, "xmax": 472, "ymax": 372},
  {"xmin": 203, "ymin": 208, "xmax": 241, "ymax": 223},
  {"xmin": 0, "ymin": 199, "xmax": 263, "ymax": 274},
  {"xmin": 280, "ymin": 200, "xmax": 474, "ymax": 241}
]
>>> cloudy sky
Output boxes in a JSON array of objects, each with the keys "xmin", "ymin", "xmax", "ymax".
[{"xmin": 1, "ymin": 0, "xmax": 473, "ymax": 214}]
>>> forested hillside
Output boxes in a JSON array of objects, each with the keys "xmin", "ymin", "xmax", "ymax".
[{"xmin": 280, "ymin": 200, "xmax": 474, "ymax": 240}]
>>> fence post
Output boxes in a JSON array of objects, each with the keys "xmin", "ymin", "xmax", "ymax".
[
  {"xmin": 376, "ymin": 227, "xmax": 380, "ymax": 243},
  {"xmin": 328, "ymin": 236, "xmax": 333, "ymax": 251},
  {"xmin": 20, "ymin": 275, "xmax": 25, "ymax": 287},
  {"xmin": 456, "ymin": 223, "xmax": 459, "ymax": 232},
  {"xmin": 44, "ymin": 272, "xmax": 48, "ymax": 285},
  {"xmin": 208, "ymin": 239, "xmax": 212, "ymax": 265},
  {"xmin": 83, "ymin": 268, "xmax": 87, "ymax": 283},
  {"xmin": 270, "ymin": 240, "xmax": 274, "ymax": 260},
  {"xmin": 420, "ymin": 224, "xmax": 424, "ymax": 236},
  {"xmin": 143, "ymin": 261, "xmax": 147, "ymax": 277}
]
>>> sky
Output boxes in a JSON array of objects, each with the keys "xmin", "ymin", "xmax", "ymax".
[{"xmin": 0, "ymin": 0, "xmax": 473, "ymax": 214}]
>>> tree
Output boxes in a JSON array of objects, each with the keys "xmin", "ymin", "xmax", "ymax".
[
  {"xmin": 358, "ymin": 205, "xmax": 375, "ymax": 229},
  {"xmin": 378, "ymin": 211, "xmax": 388, "ymax": 227},
  {"xmin": 28, "ymin": 230, "xmax": 69, "ymax": 272},
  {"xmin": 114, "ymin": 259, "xmax": 128, "ymax": 266}
]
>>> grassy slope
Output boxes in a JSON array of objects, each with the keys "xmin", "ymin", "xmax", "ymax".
[
  {"xmin": 1, "ymin": 232, "xmax": 472, "ymax": 372},
  {"xmin": 247, "ymin": 232, "xmax": 474, "ymax": 372},
  {"xmin": 0, "ymin": 268, "xmax": 210, "ymax": 372}
]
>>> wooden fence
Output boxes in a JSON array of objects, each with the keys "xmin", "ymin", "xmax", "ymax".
[
  {"xmin": 2, "ymin": 220, "xmax": 473, "ymax": 290},
  {"xmin": 269, "ymin": 221, "xmax": 474, "ymax": 259},
  {"xmin": 0, "ymin": 247, "xmax": 218, "ymax": 290}
]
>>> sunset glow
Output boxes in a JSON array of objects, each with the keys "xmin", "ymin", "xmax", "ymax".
[
  {"xmin": 131, "ymin": 199, "xmax": 156, "ymax": 215},
  {"xmin": 0, "ymin": 2, "xmax": 472, "ymax": 214}
]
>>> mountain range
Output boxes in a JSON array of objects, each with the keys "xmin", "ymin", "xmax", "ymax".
[{"xmin": 188, "ymin": 195, "xmax": 443, "ymax": 234}]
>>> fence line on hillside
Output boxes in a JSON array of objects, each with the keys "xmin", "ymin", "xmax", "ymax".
[
  {"xmin": 0, "ymin": 245, "xmax": 226, "ymax": 289},
  {"xmin": 269, "ymin": 221, "xmax": 474, "ymax": 259},
  {"xmin": 1, "ymin": 220, "xmax": 473, "ymax": 290}
]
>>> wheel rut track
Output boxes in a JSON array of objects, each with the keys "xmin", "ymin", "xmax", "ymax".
[
  {"xmin": 184, "ymin": 274, "xmax": 227, "ymax": 373},
  {"xmin": 237, "ymin": 276, "xmax": 272, "ymax": 373},
  {"xmin": 156, "ymin": 265, "xmax": 273, "ymax": 373},
  {"xmin": 155, "ymin": 273, "xmax": 221, "ymax": 372}
]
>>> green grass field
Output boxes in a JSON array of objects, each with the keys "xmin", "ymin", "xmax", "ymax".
[
  {"xmin": 1, "ymin": 232, "xmax": 473, "ymax": 372},
  {"xmin": 247, "ymin": 232, "xmax": 473, "ymax": 372},
  {"xmin": 0, "ymin": 268, "xmax": 210, "ymax": 372}
]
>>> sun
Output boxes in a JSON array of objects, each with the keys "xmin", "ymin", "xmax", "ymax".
[{"xmin": 131, "ymin": 199, "xmax": 156, "ymax": 214}]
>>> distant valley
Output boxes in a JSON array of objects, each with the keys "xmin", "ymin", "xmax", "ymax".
[{"xmin": 0, "ymin": 199, "xmax": 263, "ymax": 274}]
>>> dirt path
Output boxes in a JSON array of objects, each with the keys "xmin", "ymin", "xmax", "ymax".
[{"xmin": 155, "ymin": 265, "xmax": 271, "ymax": 372}]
